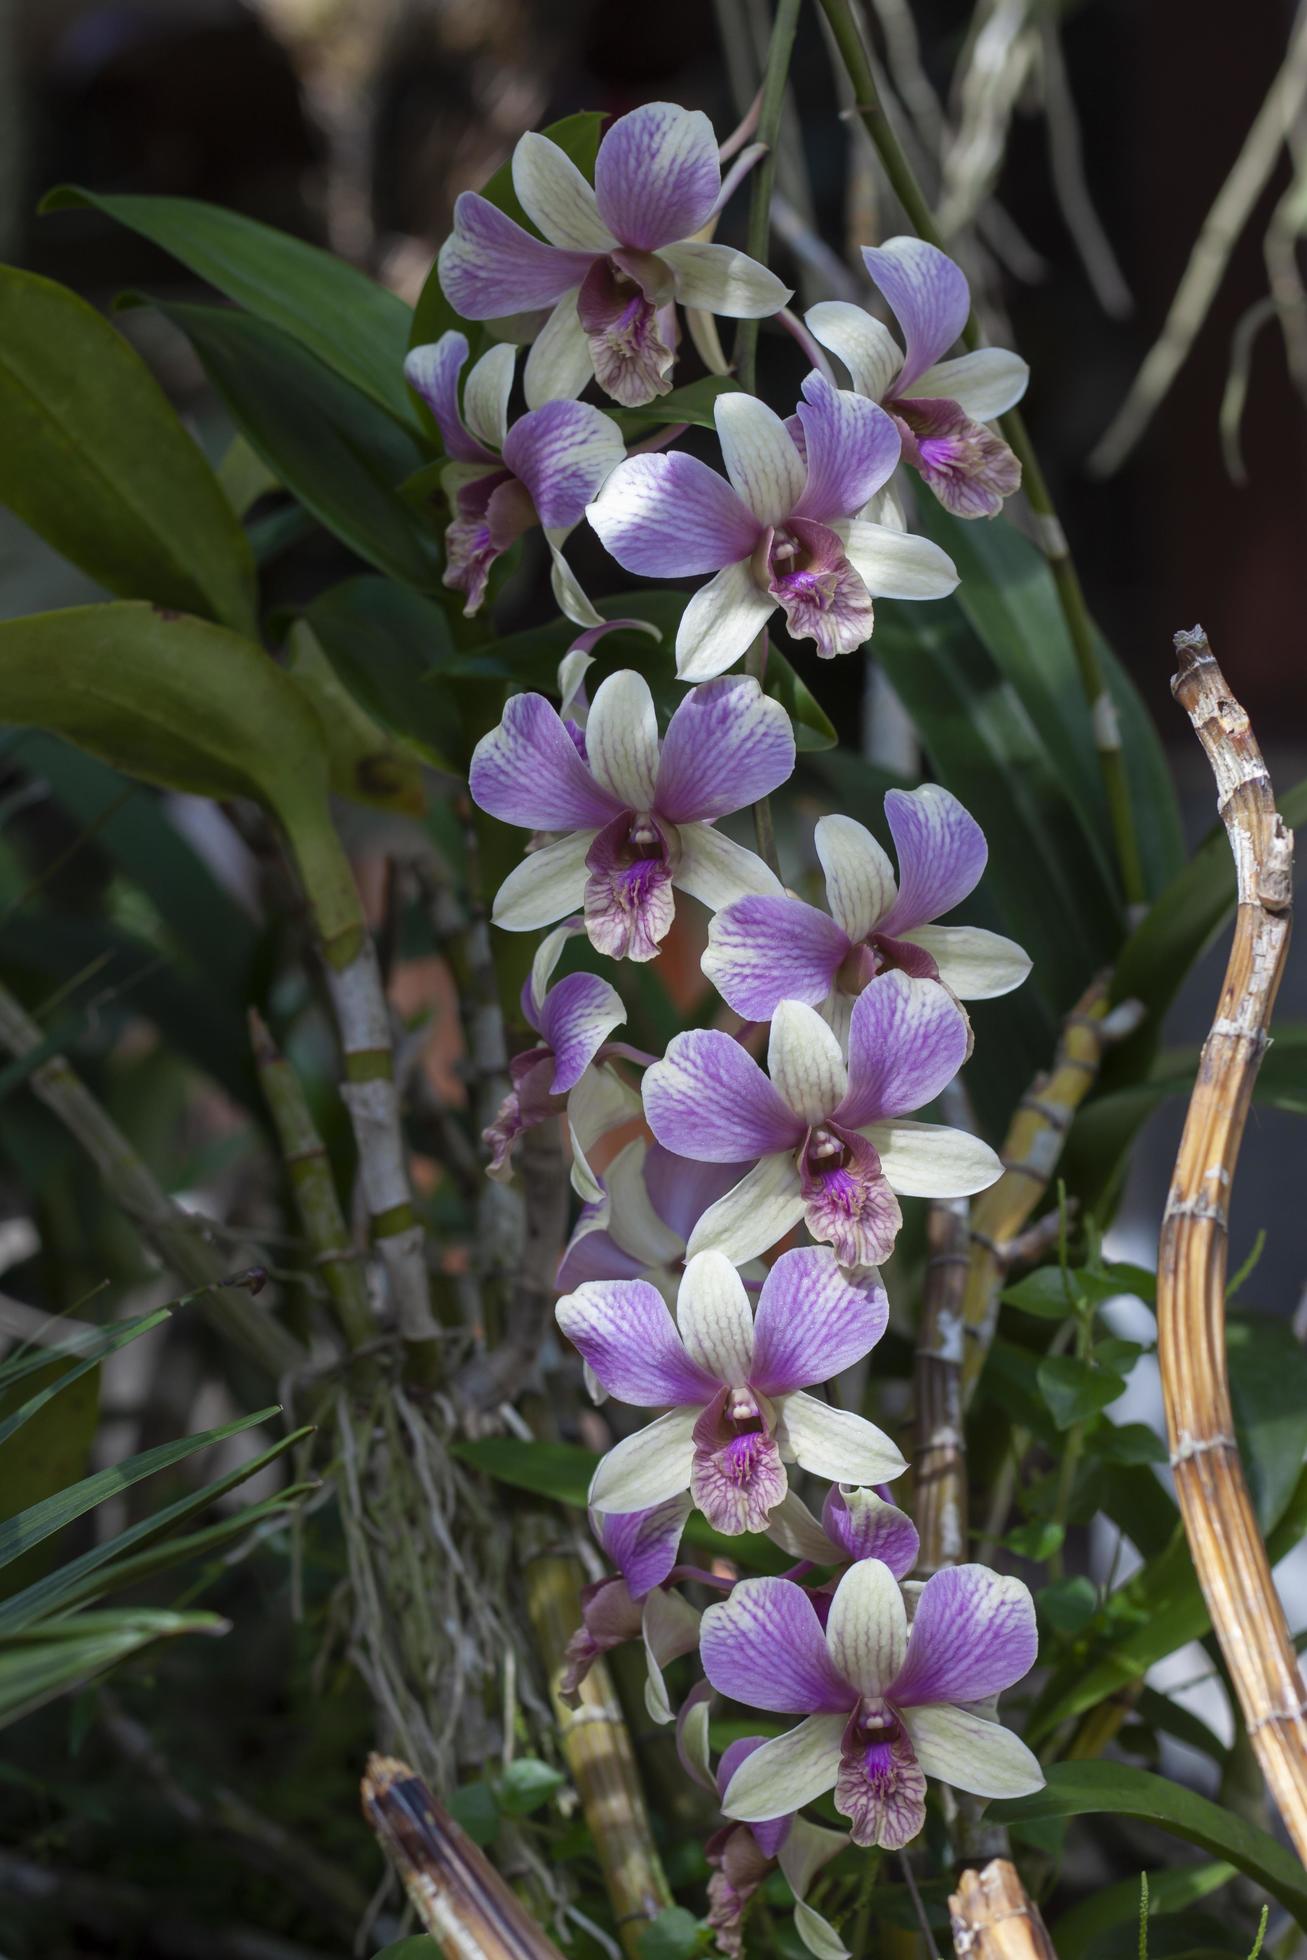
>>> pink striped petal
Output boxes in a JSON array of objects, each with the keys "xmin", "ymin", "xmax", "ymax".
[
  {"xmin": 888, "ymin": 1565, "xmax": 1037, "ymax": 1709},
  {"xmin": 655, "ymin": 675, "xmax": 796, "ymax": 824},
  {"xmin": 701, "ymin": 1577, "xmax": 853, "ymax": 1714},
  {"xmin": 838, "ymin": 972, "xmax": 970, "ymax": 1127},
  {"xmin": 595, "ymin": 101, "xmax": 721, "ymax": 252},
  {"xmin": 703, "ymin": 894, "xmax": 849, "ymax": 1020},
  {"xmin": 594, "ymin": 1493, "xmax": 692, "ymax": 1598},
  {"xmin": 502, "ymin": 398, "xmax": 626, "ymax": 529},
  {"xmin": 537, "ymin": 971, "xmax": 625, "ymax": 1093},
  {"xmin": 556, "ymin": 1278, "xmax": 720, "ymax": 1406},
  {"xmin": 587, "ymin": 451, "xmax": 761, "ymax": 577},
  {"xmin": 470, "ymin": 692, "xmax": 623, "ymax": 831},
  {"xmin": 643, "ymin": 1029, "xmax": 803, "ymax": 1162},
  {"xmin": 750, "ymin": 1249, "xmax": 888, "ymax": 1397},
  {"xmin": 792, "ymin": 373, "xmax": 901, "ymax": 525},
  {"xmin": 821, "ymin": 1487, "xmax": 919, "ymax": 1578},
  {"xmin": 643, "ymin": 1144, "xmax": 755, "ymax": 1245},
  {"xmin": 437, "ymin": 192, "xmax": 596, "ymax": 318},
  {"xmin": 879, "ymin": 784, "xmax": 988, "ymax": 934},
  {"xmin": 860, "ymin": 237, "xmax": 971, "ymax": 393}
]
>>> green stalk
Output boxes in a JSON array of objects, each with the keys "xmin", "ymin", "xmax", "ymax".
[
  {"xmin": 815, "ymin": 0, "xmax": 1147, "ymax": 913},
  {"xmin": 734, "ymin": 0, "xmax": 804, "ymax": 395}
]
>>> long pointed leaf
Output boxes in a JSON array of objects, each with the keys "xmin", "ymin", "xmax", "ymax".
[
  {"xmin": 0, "ymin": 1607, "xmax": 225, "ymax": 1729},
  {"xmin": 0, "ymin": 1309, "xmax": 170, "ymax": 1448}
]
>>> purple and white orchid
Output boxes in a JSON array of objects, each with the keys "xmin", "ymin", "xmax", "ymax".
[
  {"xmin": 481, "ymin": 919, "xmax": 625, "ymax": 1181},
  {"xmin": 437, "ymin": 102, "xmax": 790, "ymax": 410},
  {"xmin": 702, "ymin": 1559, "xmax": 1042, "ymax": 1849},
  {"xmin": 807, "ymin": 238, "xmax": 1027, "ymax": 520},
  {"xmin": 404, "ymin": 330, "xmax": 623, "ymax": 621},
  {"xmin": 556, "ymin": 1247, "xmax": 903, "ymax": 1533},
  {"xmin": 559, "ymin": 1496, "xmax": 699, "ymax": 1722},
  {"xmin": 588, "ymin": 372, "xmax": 959, "ymax": 680},
  {"xmin": 469, "ymin": 669, "xmax": 793, "ymax": 958},
  {"xmin": 769, "ymin": 1481, "xmax": 922, "ymax": 1577},
  {"xmin": 556, "ymin": 1138, "xmax": 752, "ymax": 1296},
  {"xmin": 642, "ymin": 973, "xmax": 1001, "ymax": 1267},
  {"xmin": 703, "ymin": 785, "xmax": 1031, "ymax": 1031}
]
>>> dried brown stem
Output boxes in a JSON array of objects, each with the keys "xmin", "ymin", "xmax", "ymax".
[
  {"xmin": 949, "ymin": 1858, "xmax": 1057, "ymax": 1958},
  {"xmin": 914, "ymin": 1196, "xmax": 970, "ymax": 1573},
  {"xmin": 360, "ymin": 1752, "xmax": 563, "ymax": 1958},
  {"xmin": 1158, "ymin": 626, "xmax": 1307, "ymax": 1860}
]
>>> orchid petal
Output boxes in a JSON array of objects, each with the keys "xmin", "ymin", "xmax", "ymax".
[
  {"xmin": 839, "ymin": 971, "xmax": 970, "ymax": 1126},
  {"xmin": 596, "ymin": 1492, "xmax": 692, "ymax": 1598},
  {"xmin": 492, "ymin": 830, "xmax": 593, "ymax": 931},
  {"xmin": 585, "ymin": 669, "xmax": 661, "ymax": 810},
  {"xmin": 546, "ymin": 533, "xmax": 605, "ymax": 631},
  {"xmin": 720, "ymin": 1715, "xmax": 847, "ymax": 1821},
  {"xmin": 587, "ymin": 452, "xmax": 760, "ymax": 577},
  {"xmin": 898, "ymin": 1703, "xmax": 1044, "ymax": 1799},
  {"xmin": 765, "ymin": 1487, "xmax": 840, "ymax": 1563},
  {"xmin": 462, "ymin": 342, "xmax": 515, "ymax": 452},
  {"xmin": 675, "ymin": 562, "xmax": 776, "ymax": 683},
  {"xmin": 601, "ymin": 1138, "xmax": 686, "ymax": 1269},
  {"xmin": 899, "ymin": 924, "xmax": 1031, "ymax": 1000},
  {"xmin": 644, "ymin": 1029, "xmax": 801, "ymax": 1162},
  {"xmin": 523, "ymin": 292, "xmax": 594, "ymax": 409},
  {"xmin": 503, "ymin": 399, "xmax": 626, "ymax": 529},
  {"xmin": 556, "ymin": 1277, "xmax": 718, "ymax": 1406},
  {"xmin": 655, "ymin": 675, "xmax": 795, "ymax": 824},
  {"xmin": 657, "ymin": 238, "xmax": 792, "ymax": 317},
  {"xmin": 826, "ymin": 1558, "xmax": 908, "ymax": 1699},
  {"xmin": 642, "ymin": 1585, "xmax": 702, "ymax": 1724},
  {"xmin": 823, "ymin": 1487, "xmax": 919, "ymax": 1578},
  {"xmin": 715, "ymin": 392, "xmax": 806, "ymax": 526},
  {"xmin": 673, "ymin": 821, "xmax": 784, "ymax": 911},
  {"xmin": 438, "ymin": 193, "xmax": 594, "ymax": 318},
  {"xmin": 774, "ymin": 1391, "xmax": 907, "ymax": 1486},
  {"xmin": 793, "ymin": 374, "xmax": 901, "ymax": 525},
  {"xmin": 538, "ymin": 971, "xmax": 626, "ymax": 1094},
  {"xmin": 568, "ymin": 1060, "xmax": 641, "ymax": 1203},
  {"xmin": 703, "ymin": 895, "xmax": 847, "ymax": 1020},
  {"xmin": 676, "ymin": 1250, "xmax": 755, "ymax": 1385},
  {"xmin": 913, "ymin": 346, "xmax": 1029, "ymax": 419},
  {"xmin": 685, "ymin": 1155, "xmax": 807, "ymax": 1266},
  {"xmin": 804, "ymin": 300, "xmax": 903, "ymax": 402},
  {"xmin": 791, "ymin": 1888, "xmax": 851, "ymax": 1958},
  {"xmin": 890, "ymin": 1565, "xmax": 1037, "ymax": 1708},
  {"xmin": 841, "ymin": 520, "xmax": 959, "ymax": 600},
  {"xmin": 403, "ymin": 333, "xmax": 492, "ymax": 462},
  {"xmin": 815, "ymin": 813, "xmax": 897, "ymax": 941},
  {"xmin": 879, "ymin": 784, "xmax": 988, "ymax": 934},
  {"xmin": 701, "ymin": 1577, "xmax": 851, "ymax": 1714},
  {"xmin": 864, "ymin": 1120, "xmax": 1002, "ymax": 1198},
  {"xmin": 768, "ymin": 999, "xmax": 847, "ymax": 1125},
  {"xmin": 512, "ymin": 131, "xmax": 616, "ymax": 251},
  {"xmin": 589, "ymin": 1407, "xmax": 701, "ymax": 1512},
  {"xmin": 644, "ymin": 1143, "xmax": 754, "ymax": 1248},
  {"xmin": 595, "ymin": 101, "xmax": 721, "ymax": 251},
  {"xmin": 523, "ymin": 917, "xmax": 582, "ymax": 1025},
  {"xmin": 751, "ymin": 1248, "xmax": 888, "ymax": 1397},
  {"xmin": 470, "ymin": 691, "xmax": 620, "ymax": 831},
  {"xmin": 556, "ymin": 1218, "xmax": 646, "ymax": 1290},
  {"xmin": 861, "ymin": 237, "xmax": 971, "ymax": 392}
]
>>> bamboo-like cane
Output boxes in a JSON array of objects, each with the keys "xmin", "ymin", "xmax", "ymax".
[
  {"xmin": 948, "ymin": 1858, "xmax": 1057, "ymax": 1957},
  {"xmin": 1158, "ymin": 628, "xmax": 1307, "ymax": 1860},
  {"xmin": 360, "ymin": 1752, "xmax": 564, "ymax": 1958},
  {"xmin": 914, "ymin": 1196, "xmax": 971, "ymax": 1573},
  {"xmin": 521, "ymin": 1527, "xmax": 672, "ymax": 1958}
]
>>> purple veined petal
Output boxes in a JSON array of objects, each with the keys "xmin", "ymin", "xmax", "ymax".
[
  {"xmin": 655, "ymin": 675, "xmax": 796, "ymax": 824},
  {"xmin": 860, "ymin": 237, "xmax": 971, "ymax": 394},
  {"xmin": 403, "ymin": 334, "xmax": 493, "ymax": 463},
  {"xmin": 792, "ymin": 373, "xmax": 901, "ymax": 526},
  {"xmin": 594, "ymin": 1492, "xmax": 693, "ymax": 1598},
  {"xmin": 555, "ymin": 1278, "xmax": 720, "ymax": 1406},
  {"xmin": 643, "ymin": 1143, "xmax": 755, "ymax": 1246},
  {"xmin": 594, "ymin": 101, "xmax": 721, "ymax": 252},
  {"xmin": 826, "ymin": 1558, "xmax": 909, "ymax": 1700},
  {"xmin": 703, "ymin": 894, "xmax": 849, "ymax": 1021},
  {"xmin": 502, "ymin": 399, "xmax": 627, "ymax": 530},
  {"xmin": 485, "ymin": 476, "xmax": 537, "ymax": 550},
  {"xmin": 675, "ymin": 562, "xmax": 776, "ymax": 684},
  {"xmin": 643, "ymin": 1029, "xmax": 803, "ymax": 1162},
  {"xmin": 691, "ymin": 1387, "xmax": 789, "ymax": 1535},
  {"xmin": 470, "ymin": 692, "xmax": 623, "ymax": 831},
  {"xmin": 894, "ymin": 396, "xmax": 1021, "ymax": 520},
  {"xmin": 585, "ymin": 670, "xmax": 661, "ymax": 811},
  {"xmin": 822, "ymin": 1487, "xmax": 920, "ymax": 1579},
  {"xmin": 838, "ymin": 971, "xmax": 971, "ymax": 1127},
  {"xmin": 523, "ymin": 292, "xmax": 594, "ymax": 410},
  {"xmin": 584, "ymin": 810, "xmax": 678, "ymax": 962},
  {"xmin": 769, "ymin": 517, "xmax": 876, "ymax": 659},
  {"xmin": 537, "ymin": 971, "xmax": 626, "ymax": 1094},
  {"xmin": 750, "ymin": 1248, "xmax": 888, "ymax": 1397},
  {"xmin": 556, "ymin": 1218, "xmax": 647, "ymax": 1289},
  {"xmin": 716, "ymin": 392, "xmax": 806, "ymax": 527},
  {"xmin": 437, "ymin": 192, "xmax": 597, "ymax": 319},
  {"xmin": 888, "ymin": 1564, "xmax": 1038, "ymax": 1709},
  {"xmin": 587, "ymin": 451, "xmax": 761, "ymax": 578},
  {"xmin": 700, "ymin": 1577, "xmax": 853, "ymax": 1714},
  {"xmin": 577, "ymin": 256, "xmax": 677, "ymax": 407},
  {"xmin": 720, "ymin": 1715, "xmax": 847, "ymax": 1823},
  {"xmin": 656, "ymin": 239, "xmax": 792, "ymax": 319},
  {"xmin": 512, "ymin": 130, "xmax": 617, "ymax": 252},
  {"xmin": 878, "ymin": 784, "xmax": 988, "ymax": 934}
]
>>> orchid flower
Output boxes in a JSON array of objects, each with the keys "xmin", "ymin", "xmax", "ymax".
[
  {"xmin": 703, "ymin": 785, "xmax": 1031, "ymax": 1033},
  {"xmin": 403, "ymin": 331, "xmax": 623, "ymax": 623},
  {"xmin": 559, "ymin": 1496, "xmax": 699, "ymax": 1722},
  {"xmin": 556, "ymin": 1247, "xmax": 903, "ymax": 1532},
  {"xmin": 557, "ymin": 1137, "xmax": 752, "ymax": 1296},
  {"xmin": 697, "ymin": 1736, "xmax": 850, "ymax": 1958},
  {"xmin": 588, "ymin": 372, "xmax": 959, "ymax": 681},
  {"xmin": 437, "ymin": 102, "xmax": 790, "ymax": 409},
  {"xmin": 768, "ymin": 1481, "xmax": 921, "ymax": 1577},
  {"xmin": 469, "ymin": 670, "xmax": 793, "ymax": 958},
  {"xmin": 642, "ymin": 973, "xmax": 1001, "ymax": 1267},
  {"xmin": 482, "ymin": 920, "xmax": 625, "ymax": 1181},
  {"xmin": 806, "ymin": 238, "xmax": 1027, "ymax": 520},
  {"xmin": 701, "ymin": 1559, "xmax": 1042, "ymax": 1849}
]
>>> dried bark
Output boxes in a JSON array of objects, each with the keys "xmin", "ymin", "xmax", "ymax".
[
  {"xmin": 914, "ymin": 1196, "xmax": 971, "ymax": 1573},
  {"xmin": 949, "ymin": 1859, "xmax": 1057, "ymax": 1957}
]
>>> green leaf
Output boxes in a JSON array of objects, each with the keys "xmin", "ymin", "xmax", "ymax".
[
  {"xmin": 618, "ymin": 375, "xmax": 742, "ymax": 432},
  {"xmin": 448, "ymin": 1779, "xmax": 501, "ymax": 1848},
  {"xmin": 639, "ymin": 1906, "xmax": 706, "ymax": 1959},
  {"xmin": 1053, "ymin": 1862, "xmax": 1236, "ymax": 1960},
  {"xmin": 498, "ymin": 1756, "xmax": 565, "ymax": 1816},
  {"xmin": 43, "ymin": 188, "xmax": 415, "ymax": 424},
  {"xmin": 137, "ymin": 299, "xmax": 444, "ymax": 591},
  {"xmin": 1227, "ymin": 1312, "xmax": 1307, "ymax": 1532},
  {"xmin": 1003, "ymin": 1262, "xmax": 1156, "ymax": 1320},
  {"xmin": 1038, "ymin": 1575, "xmax": 1099, "ymax": 1634},
  {"xmin": 0, "ymin": 1307, "xmax": 167, "ymax": 1394},
  {"xmin": 371, "ymin": 1942, "xmax": 440, "ymax": 1959},
  {"xmin": 1037, "ymin": 1354, "xmax": 1127, "ymax": 1429},
  {"xmin": 991, "ymin": 1762, "xmax": 1307, "ymax": 1930},
  {"xmin": 1004, "ymin": 1520, "xmax": 1065, "ymax": 1561},
  {"xmin": 296, "ymin": 576, "xmax": 464, "ymax": 772},
  {"xmin": 0, "ymin": 266, "xmax": 255, "ymax": 633},
  {"xmin": 0, "ymin": 1309, "xmax": 169, "ymax": 1450},
  {"xmin": 0, "ymin": 1351, "xmax": 100, "ymax": 1600},
  {"xmin": 0, "ymin": 1607, "xmax": 227, "ymax": 1729},
  {"xmin": 286, "ymin": 622, "xmax": 426, "ymax": 815},
  {"xmin": 1094, "ymin": 1421, "xmax": 1168, "ymax": 1466}
]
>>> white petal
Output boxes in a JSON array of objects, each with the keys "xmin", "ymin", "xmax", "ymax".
[
  {"xmin": 778, "ymin": 1816, "xmax": 852, "ymax": 1905},
  {"xmin": 545, "ymin": 531, "xmax": 607, "ymax": 632},
  {"xmin": 864, "ymin": 1120, "xmax": 1002, "ymax": 1198},
  {"xmin": 900, "ymin": 924, "xmax": 1032, "ymax": 1000},
  {"xmin": 793, "ymin": 1899, "xmax": 851, "ymax": 1960},
  {"xmin": 685, "ymin": 304, "xmax": 731, "ymax": 375},
  {"xmin": 568, "ymin": 1061, "xmax": 642, "ymax": 1203},
  {"xmin": 658, "ymin": 239, "xmax": 792, "ymax": 318},
  {"xmin": 768, "ymin": 999, "xmax": 847, "ymax": 1124},
  {"xmin": 766, "ymin": 1487, "xmax": 839, "ymax": 1563},
  {"xmin": 528, "ymin": 918, "xmax": 581, "ymax": 1009},
  {"xmin": 721, "ymin": 1713, "xmax": 846, "ymax": 1823},
  {"xmin": 604, "ymin": 1138, "xmax": 685, "ymax": 1267},
  {"xmin": 492, "ymin": 830, "xmax": 593, "ymax": 931},
  {"xmin": 680, "ymin": 1686, "xmax": 714, "ymax": 1789},
  {"xmin": 841, "ymin": 520, "xmax": 959, "ymax": 601},
  {"xmin": 557, "ymin": 646, "xmax": 595, "ymax": 722},
  {"xmin": 715, "ymin": 392, "xmax": 806, "ymax": 526},
  {"xmin": 774, "ymin": 1389, "xmax": 907, "ymax": 1485},
  {"xmin": 524, "ymin": 293, "xmax": 592, "ymax": 410},
  {"xmin": 815, "ymin": 813, "xmax": 896, "ymax": 942},
  {"xmin": 512, "ymin": 132, "xmax": 616, "ymax": 252},
  {"xmin": 826, "ymin": 1557, "xmax": 907, "ymax": 1699},
  {"xmin": 676, "ymin": 1250, "xmax": 755, "ymax": 1384},
  {"xmin": 686, "ymin": 1156, "xmax": 806, "ymax": 1266},
  {"xmin": 462, "ymin": 342, "xmax": 516, "ymax": 452},
  {"xmin": 899, "ymin": 1703, "xmax": 1044, "ymax": 1799},
  {"xmin": 586, "ymin": 669, "xmax": 661, "ymax": 809},
  {"xmin": 805, "ymin": 300, "xmax": 902, "ymax": 401},
  {"xmin": 912, "ymin": 347, "xmax": 1029, "ymax": 420},
  {"xmin": 642, "ymin": 1587, "xmax": 701, "ymax": 1724},
  {"xmin": 674, "ymin": 821, "xmax": 783, "ymax": 909},
  {"xmin": 589, "ymin": 1407, "xmax": 699, "ymax": 1512},
  {"xmin": 676, "ymin": 563, "xmax": 775, "ymax": 683}
]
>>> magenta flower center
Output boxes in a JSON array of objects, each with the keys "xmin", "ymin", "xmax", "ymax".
[
  {"xmin": 799, "ymin": 1125, "xmax": 903, "ymax": 1268},
  {"xmin": 835, "ymin": 932, "xmax": 941, "ymax": 995}
]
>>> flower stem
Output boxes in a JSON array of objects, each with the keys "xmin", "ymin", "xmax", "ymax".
[
  {"xmin": 814, "ymin": 0, "xmax": 1147, "ymax": 914},
  {"xmin": 745, "ymin": 629, "xmax": 782, "ymax": 876},
  {"xmin": 734, "ymin": 0, "xmax": 803, "ymax": 396}
]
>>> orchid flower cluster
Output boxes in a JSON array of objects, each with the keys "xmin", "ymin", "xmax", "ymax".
[{"xmin": 442, "ymin": 99, "xmax": 1044, "ymax": 1956}]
